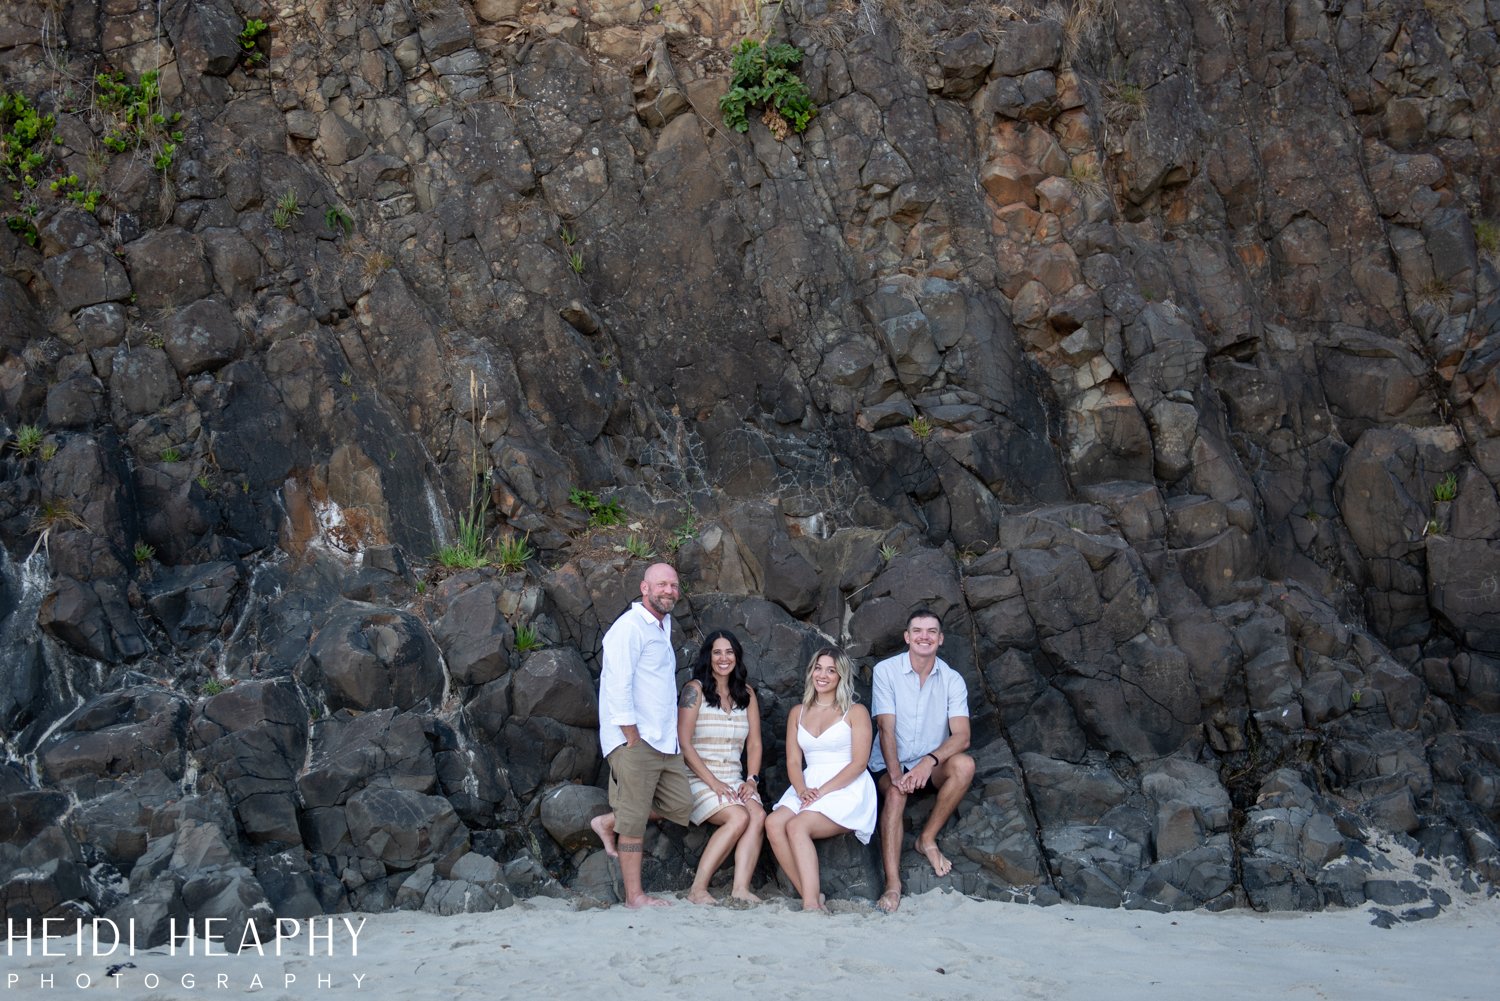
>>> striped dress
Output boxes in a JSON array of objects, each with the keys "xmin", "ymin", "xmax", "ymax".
[{"xmin": 684, "ymin": 695, "xmax": 757, "ymax": 824}]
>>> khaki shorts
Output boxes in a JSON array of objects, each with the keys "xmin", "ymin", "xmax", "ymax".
[{"xmin": 607, "ymin": 741, "xmax": 693, "ymax": 839}]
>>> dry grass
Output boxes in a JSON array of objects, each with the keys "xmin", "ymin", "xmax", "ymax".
[
  {"xmin": 1064, "ymin": 0, "xmax": 1116, "ymax": 64},
  {"xmin": 1409, "ymin": 276, "xmax": 1452, "ymax": 310}
]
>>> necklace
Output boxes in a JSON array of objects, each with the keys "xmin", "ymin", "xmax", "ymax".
[{"xmin": 812, "ymin": 698, "xmax": 836, "ymax": 708}]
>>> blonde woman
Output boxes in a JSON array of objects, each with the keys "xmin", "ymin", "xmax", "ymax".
[{"xmin": 765, "ymin": 646, "xmax": 877, "ymax": 912}]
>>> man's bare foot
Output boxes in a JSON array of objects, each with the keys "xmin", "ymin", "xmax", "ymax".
[
  {"xmin": 916, "ymin": 839, "xmax": 952, "ymax": 877},
  {"xmin": 730, "ymin": 889, "xmax": 762, "ymax": 904},
  {"xmin": 686, "ymin": 888, "xmax": 718, "ymax": 906},
  {"xmin": 876, "ymin": 888, "xmax": 902, "ymax": 913},
  {"xmin": 624, "ymin": 893, "xmax": 672, "ymax": 909},
  {"xmin": 590, "ymin": 814, "xmax": 617, "ymax": 858}
]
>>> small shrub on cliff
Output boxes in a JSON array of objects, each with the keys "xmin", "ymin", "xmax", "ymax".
[
  {"xmin": 239, "ymin": 19, "xmax": 268, "ymax": 67},
  {"xmin": 719, "ymin": 39, "xmax": 816, "ymax": 140},
  {"xmin": 95, "ymin": 70, "xmax": 183, "ymax": 174},
  {"xmin": 569, "ymin": 488, "xmax": 623, "ymax": 528},
  {"xmin": 1433, "ymin": 472, "xmax": 1458, "ymax": 503},
  {"xmin": 1, "ymin": 91, "xmax": 55, "ymax": 245}
]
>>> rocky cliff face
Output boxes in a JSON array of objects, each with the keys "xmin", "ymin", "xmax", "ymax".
[{"xmin": 1, "ymin": 0, "xmax": 1497, "ymax": 933}]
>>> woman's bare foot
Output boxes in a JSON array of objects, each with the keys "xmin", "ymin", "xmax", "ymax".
[
  {"xmin": 590, "ymin": 814, "xmax": 618, "ymax": 858},
  {"xmin": 624, "ymin": 893, "xmax": 672, "ymax": 909},
  {"xmin": 876, "ymin": 888, "xmax": 902, "ymax": 913},
  {"xmin": 686, "ymin": 887, "xmax": 718, "ymax": 906},
  {"xmin": 730, "ymin": 889, "xmax": 762, "ymax": 904},
  {"xmin": 916, "ymin": 839, "xmax": 952, "ymax": 877}
]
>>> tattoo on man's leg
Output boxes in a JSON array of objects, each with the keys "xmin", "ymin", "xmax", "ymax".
[{"xmin": 617, "ymin": 843, "xmax": 644, "ymax": 853}]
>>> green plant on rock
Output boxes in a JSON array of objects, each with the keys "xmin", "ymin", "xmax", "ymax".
[
  {"xmin": 1476, "ymin": 217, "xmax": 1500, "ymax": 258},
  {"xmin": 272, "ymin": 189, "xmax": 302, "ymax": 229},
  {"xmin": 623, "ymin": 534, "xmax": 656, "ymax": 560},
  {"xmin": 1433, "ymin": 472, "xmax": 1458, "ymax": 503},
  {"xmin": 202, "ymin": 677, "xmax": 225, "ymax": 696},
  {"xmin": 569, "ymin": 487, "xmax": 624, "ymax": 528},
  {"xmin": 568, "ymin": 249, "xmax": 585, "ymax": 274},
  {"xmin": 239, "ymin": 18, "xmax": 268, "ymax": 67},
  {"xmin": 909, "ymin": 414, "xmax": 933, "ymax": 440},
  {"xmin": 94, "ymin": 70, "xmax": 183, "ymax": 174},
  {"xmin": 160, "ymin": 446, "xmax": 182, "ymax": 462},
  {"xmin": 2, "ymin": 90, "xmax": 55, "ymax": 245},
  {"xmin": 494, "ymin": 532, "xmax": 534, "ymax": 572},
  {"xmin": 49, "ymin": 173, "xmax": 101, "ymax": 213},
  {"xmin": 880, "ymin": 542, "xmax": 900, "ymax": 562},
  {"xmin": 325, "ymin": 205, "xmax": 353, "ymax": 236},
  {"xmin": 514, "ymin": 623, "xmax": 543, "ymax": 655},
  {"xmin": 132, "ymin": 541, "xmax": 155, "ymax": 563},
  {"xmin": 669, "ymin": 509, "xmax": 698, "ymax": 552},
  {"xmin": 12, "ymin": 423, "xmax": 44, "ymax": 457},
  {"xmin": 719, "ymin": 38, "xmax": 816, "ymax": 140},
  {"xmin": 38, "ymin": 441, "xmax": 57, "ymax": 461}
]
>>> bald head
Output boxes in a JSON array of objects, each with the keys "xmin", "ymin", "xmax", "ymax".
[{"xmin": 639, "ymin": 563, "xmax": 680, "ymax": 620}]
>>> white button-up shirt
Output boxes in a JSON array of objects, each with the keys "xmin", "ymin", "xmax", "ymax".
[
  {"xmin": 598, "ymin": 601, "xmax": 680, "ymax": 757},
  {"xmin": 868, "ymin": 652, "xmax": 969, "ymax": 772}
]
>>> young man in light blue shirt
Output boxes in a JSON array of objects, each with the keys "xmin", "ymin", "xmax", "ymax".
[{"xmin": 869, "ymin": 608, "xmax": 975, "ymax": 913}]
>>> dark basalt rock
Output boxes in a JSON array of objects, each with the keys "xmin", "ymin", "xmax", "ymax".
[{"xmin": 0, "ymin": 0, "xmax": 1497, "ymax": 927}]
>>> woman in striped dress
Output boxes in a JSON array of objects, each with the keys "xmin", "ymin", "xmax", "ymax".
[{"xmin": 677, "ymin": 629, "xmax": 765, "ymax": 904}]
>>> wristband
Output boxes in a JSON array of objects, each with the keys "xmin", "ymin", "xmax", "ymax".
[
  {"xmin": 746, "ymin": 774, "xmax": 759, "ymax": 784},
  {"xmin": 926, "ymin": 753, "xmax": 940, "ymax": 767}
]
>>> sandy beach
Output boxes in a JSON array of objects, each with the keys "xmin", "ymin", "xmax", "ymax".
[{"xmin": 7, "ymin": 889, "xmax": 1497, "ymax": 1001}]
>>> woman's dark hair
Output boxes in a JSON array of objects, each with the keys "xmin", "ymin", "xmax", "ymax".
[{"xmin": 691, "ymin": 630, "xmax": 752, "ymax": 711}]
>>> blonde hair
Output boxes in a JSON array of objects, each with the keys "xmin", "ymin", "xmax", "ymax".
[{"xmin": 800, "ymin": 646, "xmax": 856, "ymax": 713}]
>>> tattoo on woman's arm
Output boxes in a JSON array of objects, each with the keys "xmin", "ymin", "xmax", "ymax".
[{"xmin": 679, "ymin": 685, "xmax": 700, "ymax": 709}]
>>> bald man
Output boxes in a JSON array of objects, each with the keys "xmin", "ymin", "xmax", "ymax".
[{"xmin": 589, "ymin": 563, "xmax": 694, "ymax": 907}]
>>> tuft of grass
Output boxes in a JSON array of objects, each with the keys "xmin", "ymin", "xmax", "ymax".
[
  {"xmin": 514, "ymin": 623, "xmax": 543, "ymax": 654},
  {"xmin": 669, "ymin": 509, "xmax": 698, "ymax": 552},
  {"xmin": 880, "ymin": 542, "xmax": 900, "ymax": 562},
  {"xmin": 202, "ymin": 677, "xmax": 225, "ymax": 696},
  {"xmin": 1067, "ymin": 159, "xmax": 1106, "ymax": 199},
  {"xmin": 623, "ymin": 534, "xmax": 656, "ymax": 560},
  {"xmin": 133, "ymin": 541, "xmax": 155, "ymax": 563},
  {"xmin": 1433, "ymin": 472, "xmax": 1458, "ymax": 502},
  {"xmin": 12, "ymin": 423, "xmax": 44, "ymax": 457},
  {"xmin": 325, "ymin": 206, "xmax": 353, "ymax": 236},
  {"xmin": 568, "ymin": 250, "xmax": 585, "ymax": 274},
  {"xmin": 38, "ymin": 440, "xmax": 57, "ymax": 461},
  {"xmin": 160, "ymin": 446, "xmax": 182, "ymax": 462},
  {"xmin": 909, "ymin": 415, "xmax": 933, "ymax": 440},
  {"xmin": 272, "ymin": 189, "xmax": 302, "ymax": 230},
  {"xmin": 29, "ymin": 499, "xmax": 87, "ymax": 534},
  {"xmin": 1411, "ymin": 277, "xmax": 1452, "ymax": 309},
  {"xmin": 494, "ymin": 533, "xmax": 534, "ymax": 572}
]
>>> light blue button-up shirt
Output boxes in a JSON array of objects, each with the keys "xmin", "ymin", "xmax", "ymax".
[{"xmin": 868, "ymin": 652, "xmax": 969, "ymax": 772}]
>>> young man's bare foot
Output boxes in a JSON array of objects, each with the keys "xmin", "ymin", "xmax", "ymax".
[
  {"xmin": 916, "ymin": 839, "xmax": 952, "ymax": 877},
  {"xmin": 624, "ymin": 893, "xmax": 672, "ymax": 908},
  {"xmin": 876, "ymin": 888, "xmax": 902, "ymax": 913},
  {"xmin": 590, "ymin": 814, "xmax": 618, "ymax": 858},
  {"xmin": 685, "ymin": 888, "xmax": 718, "ymax": 906}
]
